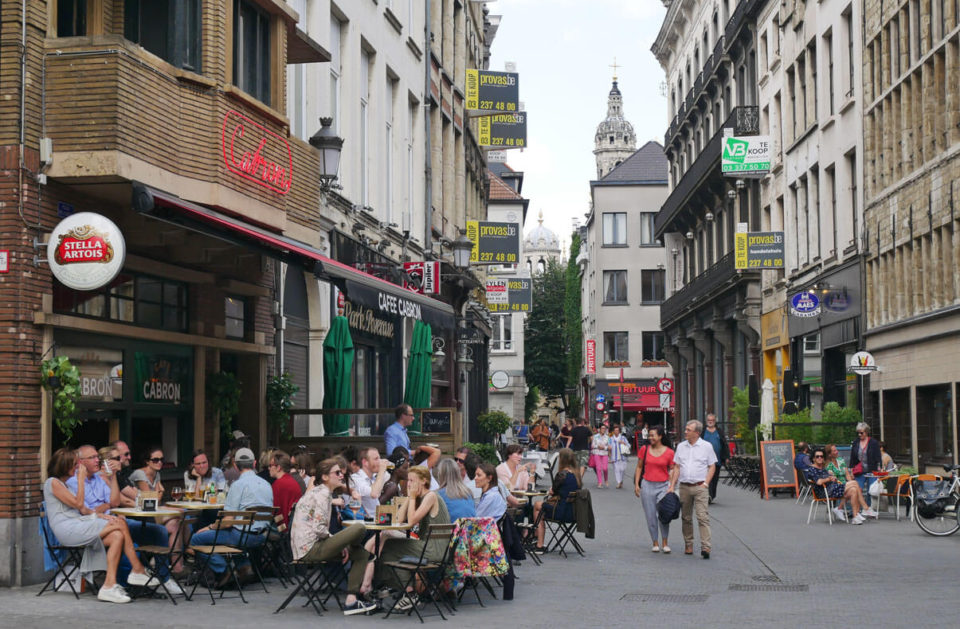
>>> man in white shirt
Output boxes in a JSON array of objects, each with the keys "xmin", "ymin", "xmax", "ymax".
[
  {"xmin": 350, "ymin": 447, "xmax": 390, "ymax": 516},
  {"xmin": 668, "ymin": 420, "xmax": 718, "ymax": 559}
]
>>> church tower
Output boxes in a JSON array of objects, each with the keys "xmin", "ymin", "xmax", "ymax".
[{"xmin": 593, "ymin": 71, "xmax": 637, "ymax": 179}]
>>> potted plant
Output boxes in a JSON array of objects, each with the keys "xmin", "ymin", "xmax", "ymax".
[
  {"xmin": 266, "ymin": 371, "xmax": 299, "ymax": 441},
  {"xmin": 206, "ymin": 371, "xmax": 242, "ymax": 440},
  {"xmin": 477, "ymin": 409, "xmax": 512, "ymax": 453},
  {"xmin": 40, "ymin": 355, "xmax": 81, "ymax": 445}
]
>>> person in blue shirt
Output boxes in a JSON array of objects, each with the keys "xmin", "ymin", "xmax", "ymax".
[
  {"xmin": 474, "ymin": 463, "xmax": 507, "ymax": 520},
  {"xmin": 384, "ymin": 403, "xmax": 414, "ymax": 456},
  {"xmin": 701, "ymin": 413, "xmax": 728, "ymax": 504},
  {"xmin": 434, "ymin": 458, "xmax": 477, "ymax": 522},
  {"xmin": 190, "ymin": 447, "xmax": 273, "ymax": 588},
  {"xmin": 794, "ymin": 442, "xmax": 813, "ymax": 472}
]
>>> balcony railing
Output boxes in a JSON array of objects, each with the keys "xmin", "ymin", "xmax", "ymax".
[
  {"xmin": 724, "ymin": 0, "xmax": 764, "ymax": 50},
  {"xmin": 662, "ymin": 35, "xmax": 726, "ymax": 148},
  {"xmin": 660, "ymin": 253, "xmax": 758, "ymax": 327}
]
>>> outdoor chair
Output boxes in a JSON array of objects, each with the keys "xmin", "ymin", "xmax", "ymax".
[
  {"xmin": 807, "ymin": 482, "xmax": 847, "ymax": 525},
  {"xmin": 136, "ymin": 510, "xmax": 199, "ymax": 604},
  {"xmin": 187, "ymin": 510, "xmax": 255, "ymax": 604},
  {"xmin": 543, "ymin": 492, "xmax": 584, "ymax": 557},
  {"xmin": 273, "ymin": 554, "xmax": 347, "ymax": 616},
  {"xmin": 382, "ymin": 522, "xmax": 458, "ymax": 623},
  {"xmin": 241, "ymin": 506, "xmax": 279, "ymax": 594},
  {"xmin": 796, "ymin": 472, "xmax": 813, "ymax": 505},
  {"xmin": 257, "ymin": 508, "xmax": 294, "ymax": 587},
  {"xmin": 875, "ymin": 474, "xmax": 911, "ymax": 520},
  {"xmin": 37, "ymin": 503, "xmax": 86, "ymax": 600}
]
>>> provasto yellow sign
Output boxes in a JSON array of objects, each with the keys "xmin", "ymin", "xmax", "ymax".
[
  {"xmin": 734, "ymin": 231, "xmax": 785, "ymax": 269},
  {"xmin": 465, "ymin": 70, "xmax": 519, "ymax": 111}
]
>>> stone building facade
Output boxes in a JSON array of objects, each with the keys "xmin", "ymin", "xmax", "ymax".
[{"xmin": 862, "ymin": 0, "xmax": 960, "ymax": 469}]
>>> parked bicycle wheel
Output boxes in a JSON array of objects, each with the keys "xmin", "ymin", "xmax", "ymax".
[{"xmin": 913, "ymin": 491, "xmax": 960, "ymax": 536}]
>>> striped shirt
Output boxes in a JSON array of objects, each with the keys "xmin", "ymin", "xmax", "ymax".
[{"xmin": 609, "ymin": 435, "xmax": 630, "ymax": 462}]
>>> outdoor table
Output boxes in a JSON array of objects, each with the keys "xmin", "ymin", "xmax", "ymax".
[
  {"xmin": 112, "ymin": 507, "xmax": 185, "ymax": 518},
  {"xmin": 343, "ymin": 520, "xmax": 412, "ymax": 559},
  {"xmin": 866, "ymin": 473, "xmax": 911, "ymax": 519},
  {"xmin": 165, "ymin": 501, "xmax": 225, "ymax": 510}
]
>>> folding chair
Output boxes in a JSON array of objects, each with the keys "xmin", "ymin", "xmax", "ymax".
[
  {"xmin": 274, "ymin": 555, "xmax": 347, "ymax": 616},
  {"xmin": 807, "ymin": 482, "xmax": 847, "ymax": 525},
  {"xmin": 258, "ymin": 508, "xmax": 294, "ymax": 587},
  {"xmin": 136, "ymin": 510, "xmax": 199, "ymax": 604},
  {"xmin": 187, "ymin": 510, "xmax": 255, "ymax": 604},
  {"xmin": 37, "ymin": 503, "xmax": 86, "ymax": 599},
  {"xmin": 796, "ymin": 472, "xmax": 812, "ymax": 505},
  {"xmin": 543, "ymin": 492, "xmax": 584, "ymax": 557},
  {"xmin": 240, "ymin": 506, "xmax": 276, "ymax": 594},
  {"xmin": 383, "ymin": 523, "xmax": 457, "ymax": 623}
]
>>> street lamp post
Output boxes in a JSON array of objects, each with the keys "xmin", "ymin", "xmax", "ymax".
[{"xmin": 309, "ymin": 117, "xmax": 344, "ymax": 192}]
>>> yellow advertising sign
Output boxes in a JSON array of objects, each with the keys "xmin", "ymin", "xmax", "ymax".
[
  {"xmin": 735, "ymin": 232, "xmax": 748, "ymax": 269},
  {"xmin": 465, "ymin": 70, "xmax": 519, "ymax": 112}
]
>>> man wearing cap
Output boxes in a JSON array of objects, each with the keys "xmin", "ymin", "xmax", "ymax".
[
  {"xmin": 191, "ymin": 447, "xmax": 273, "ymax": 587},
  {"xmin": 385, "ymin": 403, "xmax": 414, "ymax": 456}
]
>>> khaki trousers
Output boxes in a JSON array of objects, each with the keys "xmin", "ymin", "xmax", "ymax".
[
  {"xmin": 301, "ymin": 523, "xmax": 369, "ymax": 594},
  {"xmin": 678, "ymin": 483, "xmax": 711, "ymax": 551}
]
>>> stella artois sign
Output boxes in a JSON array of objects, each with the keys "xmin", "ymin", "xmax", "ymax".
[{"xmin": 48, "ymin": 212, "xmax": 126, "ymax": 291}]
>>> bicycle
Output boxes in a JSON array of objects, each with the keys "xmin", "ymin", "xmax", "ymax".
[{"xmin": 913, "ymin": 464, "xmax": 960, "ymax": 536}]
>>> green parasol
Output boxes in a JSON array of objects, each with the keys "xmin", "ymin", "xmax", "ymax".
[
  {"xmin": 322, "ymin": 315, "xmax": 354, "ymax": 435},
  {"xmin": 403, "ymin": 320, "xmax": 433, "ymax": 433}
]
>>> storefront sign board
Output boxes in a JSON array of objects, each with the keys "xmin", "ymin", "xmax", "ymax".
[
  {"xmin": 403, "ymin": 261, "xmax": 440, "ymax": 294},
  {"xmin": 221, "ymin": 110, "xmax": 293, "ymax": 195},
  {"xmin": 586, "ymin": 339, "xmax": 596, "ymax": 374}
]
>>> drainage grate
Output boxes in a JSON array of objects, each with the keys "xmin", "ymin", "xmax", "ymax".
[
  {"xmin": 729, "ymin": 583, "xmax": 808, "ymax": 592},
  {"xmin": 751, "ymin": 575, "xmax": 782, "ymax": 583},
  {"xmin": 621, "ymin": 593, "xmax": 709, "ymax": 603}
]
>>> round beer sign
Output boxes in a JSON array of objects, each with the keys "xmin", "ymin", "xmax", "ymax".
[
  {"xmin": 48, "ymin": 213, "xmax": 126, "ymax": 291},
  {"xmin": 849, "ymin": 351, "xmax": 878, "ymax": 375}
]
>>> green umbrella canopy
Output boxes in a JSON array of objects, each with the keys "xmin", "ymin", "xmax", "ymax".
[
  {"xmin": 403, "ymin": 320, "xmax": 433, "ymax": 433},
  {"xmin": 322, "ymin": 315, "xmax": 354, "ymax": 436}
]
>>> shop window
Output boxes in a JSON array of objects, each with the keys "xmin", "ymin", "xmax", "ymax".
[
  {"xmin": 53, "ymin": 271, "xmax": 188, "ymax": 332},
  {"xmin": 603, "ymin": 331, "xmax": 628, "ymax": 363},
  {"xmin": 225, "ymin": 296, "xmax": 246, "ymax": 340},
  {"xmin": 124, "ymin": 0, "xmax": 202, "ymax": 72},
  {"xmin": 916, "ymin": 384, "xmax": 953, "ymax": 461},
  {"xmin": 57, "ymin": 0, "xmax": 86, "ymax": 37},
  {"xmin": 603, "ymin": 270, "xmax": 628, "ymax": 304},
  {"xmin": 642, "ymin": 331, "xmax": 665, "ymax": 361},
  {"xmin": 234, "ymin": 0, "xmax": 272, "ymax": 105},
  {"xmin": 491, "ymin": 315, "xmax": 512, "ymax": 352}
]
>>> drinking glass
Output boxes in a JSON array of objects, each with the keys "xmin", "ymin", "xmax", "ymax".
[{"xmin": 171, "ymin": 487, "xmax": 183, "ymax": 502}]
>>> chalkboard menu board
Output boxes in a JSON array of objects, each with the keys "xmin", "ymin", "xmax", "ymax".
[
  {"xmin": 759, "ymin": 440, "xmax": 798, "ymax": 499},
  {"xmin": 420, "ymin": 409, "xmax": 452, "ymax": 433}
]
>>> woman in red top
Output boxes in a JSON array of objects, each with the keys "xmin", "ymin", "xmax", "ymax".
[{"xmin": 633, "ymin": 426, "xmax": 676, "ymax": 553}]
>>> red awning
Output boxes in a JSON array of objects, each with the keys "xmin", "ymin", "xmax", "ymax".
[{"xmin": 131, "ymin": 182, "xmax": 455, "ymax": 326}]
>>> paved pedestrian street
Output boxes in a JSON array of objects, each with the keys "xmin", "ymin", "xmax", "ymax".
[{"xmin": 2, "ymin": 480, "xmax": 955, "ymax": 628}]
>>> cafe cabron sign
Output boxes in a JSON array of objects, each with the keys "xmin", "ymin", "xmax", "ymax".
[
  {"xmin": 221, "ymin": 110, "xmax": 293, "ymax": 195},
  {"xmin": 47, "ymin": 212, "xmax": 126, "ymax": 291}
]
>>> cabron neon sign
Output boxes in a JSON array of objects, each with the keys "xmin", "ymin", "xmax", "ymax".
[{"xmin": 221, "ymin": 110, "xmax": 294, "ymax": 195}]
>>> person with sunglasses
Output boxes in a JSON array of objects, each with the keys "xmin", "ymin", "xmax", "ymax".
[
  {"xmin": 849, "ymin": 422, "xmax": 882, "ymax": 508},
  {"xmin": 805, "ymin": 449, "xmax": 867, "ymax": 524},
  {"xmin": 130, "ymin": 446, "xmax": 186, "ymax": 570}
]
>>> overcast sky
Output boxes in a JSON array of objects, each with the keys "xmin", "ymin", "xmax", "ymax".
[{"xmin": 488, "ymin": 0, "xmax": 668, "ymax": 252}]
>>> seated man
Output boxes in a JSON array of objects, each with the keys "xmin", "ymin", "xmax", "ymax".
[
  {"xmin": 269, "ymin": 450, "xmax": 303, "ymax": 527},
  {"xmin": 350, "ymin": 447, "xmax": 390, "ymax": 517},
  {"xmin": 67, "ymin": 444, "xmax": 176, "ymax": 591},
  {"xmin": 190, "ymin": 448, "xmax": 274, "ymax": 587},
  {"xmin": 794, "ymin": 442, "xmax": 812, "ymax": 473}
]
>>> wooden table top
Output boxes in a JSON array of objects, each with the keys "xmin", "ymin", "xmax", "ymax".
[
  {"xmin": 165, "ymin": 501, "xmax": 226, "ymax": 510},
  {"xmin": 343, "ymin": 520, "xmax": 413, "ymax": 531},
  {"xmin": 111, "ymin": 507, "xmax": 183, "ymax": 518}
]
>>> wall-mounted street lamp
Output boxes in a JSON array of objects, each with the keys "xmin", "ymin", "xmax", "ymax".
[
  {"xmin": 309, "ymin": 117, "xmax": 343, "ymax": 192},
  {"xmin": 685, "ymin": 230, "xmax": 695, "ymax": 240},
  {"xmin": 452, "ymin": 229, "xmax": 474, "ymax": 270},
  {"xmin": 705, "ymin": 212, "xmax": 715, "ymax": 222},
  {"xmin": 432, "ymin": 336, "xmax": 446, "ymax": 362}
]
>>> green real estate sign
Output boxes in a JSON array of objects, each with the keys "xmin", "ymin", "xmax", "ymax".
[
  {"xmin": 722, "ymin": 135, "xmax": 771, "ymax": 176},
  {"xmin": 478, "ymin": 113, "xmax": 527, "ymax": 148},
  {"xmin": 465, "ymin": 70, "xmax": 520, "ymax": 112}
]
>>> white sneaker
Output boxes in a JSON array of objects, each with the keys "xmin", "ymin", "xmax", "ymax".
[
  {"xmin": 163, "ymin": 579, "xmax": 185, "ymax": 596},
  {"xmin": 651, "ymin": 545, "xmax": 660, "ymax": 552},
  {"xmin": 127, "ymin": 571, "xmax": 160, "ymax": 587},
  {"xmin": 850, "ymin": 514, "xmax": 865, "ymax": 525},
  {"xmin": 832, "ymin": 507, "xmax": 846, "ymax": 520},
  {"xmin": 863, "ymin": 508, "xmax": 879, "ymax": 518},
  {"xmin": 97, "ymin": 584, "xmax": 131, "ymax": 604}
]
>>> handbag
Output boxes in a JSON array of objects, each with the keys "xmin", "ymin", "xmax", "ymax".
[
  {"xmin": 620, "ymin": 437, "xmax": 631, "ymax": 456},
  {"xmin": 850, "ymin": 462, "xmax": 864, "ymax": 476}
]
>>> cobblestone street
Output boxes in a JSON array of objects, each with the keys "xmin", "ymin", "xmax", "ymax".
[{"xmin": 1, "ymin": 475, "xmax": 956, "ymax": 628}]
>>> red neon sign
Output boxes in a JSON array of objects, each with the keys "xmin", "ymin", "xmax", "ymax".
[
  {"xmin": 586, "ymin": 339, "xmax": 596, "ymax": 374},
  {"xmin": 221, "ymin": 110, "xmax": 294, "ymax": 195}
]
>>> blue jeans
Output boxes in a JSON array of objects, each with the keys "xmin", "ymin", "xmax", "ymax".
[
  {"xmin": 856, "ymin": 475, "xmax": 875, "ymax": 507},
  {"xmin": 119, "ymin": 521, "xmax": 170, "ymax": 584},
  {"xmin": 190, "ymin": 527, "xmax": 264, "ymax": 574}
]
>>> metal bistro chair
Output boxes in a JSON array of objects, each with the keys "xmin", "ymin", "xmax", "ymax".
[
  {"xmin": 383, "ymin": 523, "xmax": 458, "ymax": 623},
  {"xmin": 543, "ymin": 492, "xmax": 585, "ymax": 558},
  {"xmin": 136, "ymin": 509, "xmax": 200, "ymax": 604},
  {"xmin": 806, "ymin": 481, "xmax": 848, "ymax": 525},
  {"xmin": 37, "ymin": 503, "xmax": 86, "ymax": 600},
  {"xmin": 187, "ymin": 510, "xmax": 255, "ymax": 604}
]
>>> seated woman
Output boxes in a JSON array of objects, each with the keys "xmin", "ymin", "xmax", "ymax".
[
  {"xmin": 531, "ymin": 448, "xmax": 581, "ymax": 553},
  {"xmin": 474, "ymin": 463, "xmax": 507, "ymax": 520},
  {"xmin": 806, "ymin": 449, "xmax": 868, "ymax": 524},
  {"xmin": 183, "ymin": 448, "xmax": 226, "ymax": 497},
  {"xmin": 44, "ymin": 448, "xmax": 157, "ymax": 603},
  {"xmin": 379, "ymin": 447, "xmax": 410, "ymax": 504},
  {"xmin": 879, "ymin": 441, "xmax": 897, "ymax": 471},
  {"xmin": 435, "ymin": 458, "xmax": 476, "ymax": 522},
  {"xmin": 825, "ymin": 444, "xmax": 876, "ymax": 520},
  {"xmin": 290, "ymin": 458, "xmax": 375, "ymax": 616},
  {"xmin": 373, "ymin": 466, "xmax": 450, "ymax": 611},
  {"xmin": 130, "ymin": 446, "xmax": 184, "ymax": 565},
  {"xmin": 496, "ymin": 444, "xmax": 534, "ymax": 491}
]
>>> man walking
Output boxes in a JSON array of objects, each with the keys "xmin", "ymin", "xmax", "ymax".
[
  {"xmin": 701, "ymin": 413, "xmax": 728, "ymax": 504},
  {"xmin": 570, "ymin": 417, "xmax": 594, "ymax": 479},
  {"xmin": 669, "ymin": 420, "xmax": 717, "ymax": 559}
]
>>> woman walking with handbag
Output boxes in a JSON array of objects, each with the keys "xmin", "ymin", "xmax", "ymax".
[
  {"xmin": 634, "ymin": 426, "xmax": 676, "ymax": 553},
  {"xmin": 589, "ymin": 424, "xmax": 611, "ymax": 488},
  {"xmin": 609, "ymin": 425, "xmax": 631, "ymax": 489}
]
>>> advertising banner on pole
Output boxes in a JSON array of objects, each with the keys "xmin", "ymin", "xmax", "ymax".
[
  {"xmin": 734, "ymin": 231, "xmax": 785, "ymax": 269},
  {"xmin": 478, "ymin": 113, "xmax": 527, "ymax": 148},
  {"xmin": 465, "ymin": 70, "xmax": 520, "ymax": 112},
  {"xmin": 403, "ymin": 261, "xmax": 440, "ymax": 294},
  {"xmin": 466, "ymin": 221, "xmax": 520, "ymax": 264}
]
